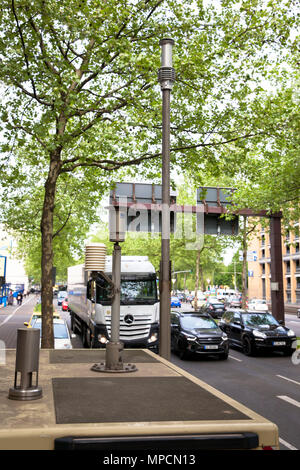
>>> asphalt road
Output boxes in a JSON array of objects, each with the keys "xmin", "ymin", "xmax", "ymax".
[
  {"xmin": 173, "ymin": 303, "xmax": 300, "ymax": 451},
  {"xmin": 0, "ymin": 296, "xmax": 299, "ymax": 451}
]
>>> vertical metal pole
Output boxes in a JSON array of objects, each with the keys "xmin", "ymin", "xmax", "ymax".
[
  {"xmin": 233, "ymin": 261, "xmax": 237, "ymax": 291},
  {"xmin": 111, "ymin": 242, "xmax": 121, "ymax": 342},
  {"xmin": 158, "ymin": 39, "xmax": 175, "ymax": 360},
  {"xmin": 161, "ymin": 87, "xmax": 171, "ymax": 360},
  {"xmin": 103, "ymin": 241, "xmax": 124, "ymax": 371},
  {"xmin": 91, "ymin": 237, "xmax": 137, "ymax": 373},
  {"xmin": 269, "ymin": 215, "xmax": 285, "ymax": 323},
  {"xmin": 3, "ymin": 256, "xmax": 7, "ymax": 282}
]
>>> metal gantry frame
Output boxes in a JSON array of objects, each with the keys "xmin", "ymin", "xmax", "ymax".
[{"xmin": 106, "ymin": 38, "xmax": 285, "ymax": 362}]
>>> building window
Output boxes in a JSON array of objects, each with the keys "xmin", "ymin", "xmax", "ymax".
[
  {"xmin": 286, "ymin": 261, "xmax": 290, "ymax": 274},
  {"xmin": 286, "ymin": 245, "xmax": 290, "ymax": 255},
  {"xmin": 296, "ymin": 278, "xmax": 300, "ymax": 290},
  {"xmin": 295, "ymin": 260, "xmax": 300, "ymax": 273},
  {"xmin": 296, "ymin": 242, "xmax": 300, "ymax": 253},
  {"xmin": 261, "ymin": 264, "xmax": 265, "ymax": 275},
  {"xmin": 296, "ymin": 291, "xmax": 300, "ymax": 303},
  {"xmin": 262, "ymin": 249, "xmax": 265, "ymax": 259},
  {"xmin": 261, "ymin": 235, "xmax": 265, "ymax": 247},
  {"xmin": 286, "ymin": 278, "xmax": 291, "ymax": 289},
  {"xmin": 286, "ymin": 291, "xmax": 292, "ymax": 303}
]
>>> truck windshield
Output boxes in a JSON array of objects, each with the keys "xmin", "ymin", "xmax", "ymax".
[
  {"xmin": 120, "ymin": 279, "xmax": 157, "ymax": 304},
  {"xmin": 96, "ymin": 276, "xmax": 158, "ymax": 305}
]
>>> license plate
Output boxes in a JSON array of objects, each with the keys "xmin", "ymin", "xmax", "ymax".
[
  {"xmin": 273, "ymin": 341, "xmax": 285, "ymax": 346},
  {"xmin": 204, "ymin": 345, "xmax": 219, "ymax": 350}
]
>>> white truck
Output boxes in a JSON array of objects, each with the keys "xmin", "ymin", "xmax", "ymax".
[{"xmin": 67, "ymin": 256, "xmax": 159, "ymax": 351}]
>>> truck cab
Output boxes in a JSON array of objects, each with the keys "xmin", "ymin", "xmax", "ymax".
[{"xmin": 68, "ymin": 256, "xmax": 159, "ymax": 351}]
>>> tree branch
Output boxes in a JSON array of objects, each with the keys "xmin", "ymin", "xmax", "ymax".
[
  {"xmin": 61, "ymin": 130, "xmax": 268, "ymax": 173},
  {"xmin": 11, "ymin": 0, "xmax": 47, "ymax": 106},
  {"xmin": 52, "ymin": 205, "xmax": 73, "ymax": 238},
  {"xmin": 11, "ymin": 124, "xmax": 48, "ymax": 149},
  {"xmin": 27, "ymin": 16, "xmax": 60, "ymax": 76}
]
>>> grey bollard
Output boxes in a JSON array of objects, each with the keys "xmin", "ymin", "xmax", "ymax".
[{"xmin": 8, "ymin": 328, "xmax": 42, "ymax": 401}]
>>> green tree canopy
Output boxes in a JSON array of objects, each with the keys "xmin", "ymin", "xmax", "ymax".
[{"xmin": 0, "ymin": 0, "xmax": 298, "ymax": 347}]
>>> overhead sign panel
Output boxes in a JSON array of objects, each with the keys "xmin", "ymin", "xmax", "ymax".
[
  {"xmin": 110, "ymin": 182, "xmax": 177, "ymax": 205},
  {"xmin": 196, "ymin": 187, "xmax": 239, "ymax": 236},
  {"xmin": 197, "ymin": 187, "xmax": 234, "ymax": 207},
  {"xmin": 109, "ymin": 183, "xmax": 177, "ymax": 241}
]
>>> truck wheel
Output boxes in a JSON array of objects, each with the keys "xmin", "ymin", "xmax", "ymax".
[
  {"xmin": 70, "ymin": 314, "xmax": 78, "ymax": 334},
  {"xmin": 83, "ymin": 327, "xmax": 92, "ymax": 348}
]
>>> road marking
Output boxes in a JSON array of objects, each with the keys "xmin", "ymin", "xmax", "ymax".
[
  {"xmin": 0, "ymin": 297, "xmax": 32, "ymax": 328},
  {"xmin": 276, "ymin": 375, "xmax": 300, "ymax": 386},
  {"xmin": 279, "ymin": 438, "xmax": 298, "ymax": 451},
  {"xmin": 277, "ymin": 395, "xmax": 300, "ymax": 408},
  {"xmin": 229, "ymin": 355, "xmax": 242, "ymax": 362}
]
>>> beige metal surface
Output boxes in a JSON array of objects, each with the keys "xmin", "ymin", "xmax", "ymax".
[{"xmin": 0, "ymin": 349, "xmax": 279, "ymax": 450}]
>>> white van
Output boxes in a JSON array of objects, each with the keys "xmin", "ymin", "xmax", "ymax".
[
  {"xmin": 32, "ymin": 319, "xmax": 74, "ymax": 349},
  {"xmin": 57, "ymin": 290, "xmax": 67, "ymax": 306}
]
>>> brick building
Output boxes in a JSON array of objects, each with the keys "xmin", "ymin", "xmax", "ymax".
[{"xmin": 247, "ymin": 222, "xmax": 300, "ymax": 306}]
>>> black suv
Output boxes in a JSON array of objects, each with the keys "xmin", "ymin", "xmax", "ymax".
[
  {"xmin": 219, "ymin": 310, "xmax": 297, "ymax": 356},
  {"xmin": 171, "ymin": 311, "xmax": 229, "ymax": 360},
  {"xmin": 199, "ymin": 299, "xmax": 226, "ymax": 319}
]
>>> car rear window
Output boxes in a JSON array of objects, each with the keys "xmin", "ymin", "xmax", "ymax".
[{"xmin": 243, "ymin": 313, "xmax": 279, "ymax": 327}]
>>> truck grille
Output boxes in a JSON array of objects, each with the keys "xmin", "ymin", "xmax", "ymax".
[{"xmin": 105, "ymin": 314, "xmax": 152, "ymax": 341}]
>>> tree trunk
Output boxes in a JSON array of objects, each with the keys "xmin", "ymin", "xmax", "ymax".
[
  {"xmin": 40, "ymin": 155, "xmax": 61, "ymax": 348},
  {"xmin": 242, "ymin": 216, "xmax": 248, "ymax": 309},
  {"xmin": 199, "ymin": 265, "xmax": 204, "ymax": 291}
]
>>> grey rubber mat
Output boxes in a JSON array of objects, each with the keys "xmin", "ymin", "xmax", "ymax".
[
  {"xmin": 52, "ymin": 376, "xmax": 250, "ymax": 424},
  {"xmin": 49, "ymin": 349, "xmax": 158, "ymax": 364}
]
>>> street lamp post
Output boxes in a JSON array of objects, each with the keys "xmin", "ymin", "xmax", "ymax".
[{"xmin": 158, "ymin": 39, "xmax": 175, "ymax": 360}]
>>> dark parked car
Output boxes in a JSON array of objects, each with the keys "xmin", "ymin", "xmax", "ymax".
[
  {"xmin": 170, "ymin": 311, "xmax": 229, "ymax": 360},
  {"xmin": 219, "ymin": 310, "xmax": 297, "ymax": 356},
  {"xmin": 200, "ymin": 299, "xmax": 226, "ymax": 319}
]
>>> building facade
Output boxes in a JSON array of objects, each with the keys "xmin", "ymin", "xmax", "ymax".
[
  {"xmin": 0, "ymin": 228, "xmax": 29, "ymax": 292},
  {"xmin": 247, "ymin": 222, "xmax": 300, "ymax": 306}
]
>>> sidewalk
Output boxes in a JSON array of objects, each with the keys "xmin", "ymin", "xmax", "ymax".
[
  {"xmin": 0, "ymin": 295, "xmax": 35, "ymax": 315},
  {"xmin": 267, "ymin": 302, "xmax": 299, "ymax": 315}
]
